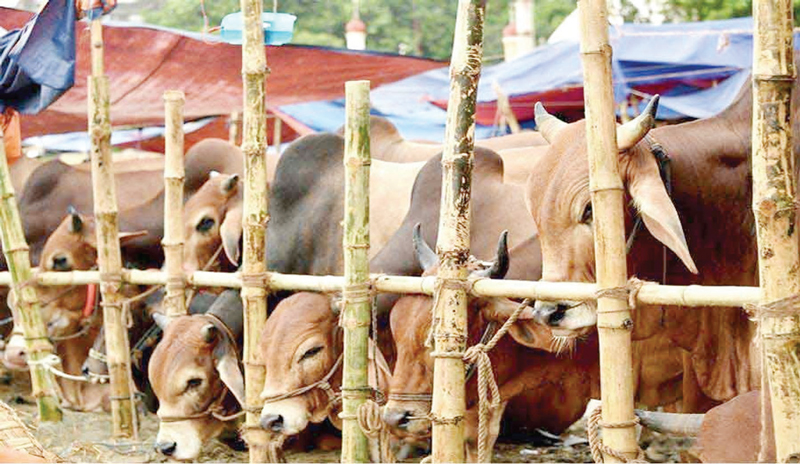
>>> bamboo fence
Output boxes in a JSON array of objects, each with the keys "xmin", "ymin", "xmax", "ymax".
[
  {"xmin": 239, "ymin": 0, "xmax": 270, "ymax": 460},
  {"xmin": 579, "ymin": 0, "xmax": 638, "ymax": 460},
  {"xmin": 0, "ymin": 132, "xmax": 63, "ymax": 422},
  {"xmin": 87, "ymin": 19, "xmax": 137, "ymax": 439},
  {"xmin": 162, "ymin": 91, "xmax": 187, "ymax": 318},
  {"xmin": 431, "ymin": 0, "xmax": 486, "ymax": 461},
  {"xmin": 340, "ymin": 80, "xmax": 372, "ymax": 463},
  {"xmin": 752, "ymin": 0, "xmax": 800, "ymax": 460}
]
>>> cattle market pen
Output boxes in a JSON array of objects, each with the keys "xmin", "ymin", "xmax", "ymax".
[{"xmin": 1, "ymin": 0, "xmax": 800, "ymax": 463}]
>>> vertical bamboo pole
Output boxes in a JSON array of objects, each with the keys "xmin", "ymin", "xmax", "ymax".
[
  {"xmin": 88, "ymin": 19, "xmax": 137, "ymax": 439},
  {"xmin": 240, "ymin": 0, "xmax": 270, "ymax": 461},
  {"xmin": 431, "ymin": 0, "xmax": 485, "ymax": 462},
  {"xmin": 341, "ymin": 80, "xmax": 372, "ymax": 463},
  {"xmin": 229, "ymin": 111, "xmax": 241, "ymax": 146},
  {"xmin": 0, "ymin": 131, "xmax": 63, "ymax": 422},
  {"xmin": 752, "ymin": 1, "xmax": 800, "ymax": 461},
  {"xmin": 163, "ymin": 91, "xmax": 186, "ymax": 318},
  {"xmin": 579, "ymin": 0, "xmax": 638, "ymax": 461},
  {"xmin": 272, "ymin": 114, "xmax": 283, "ymax": 154}
]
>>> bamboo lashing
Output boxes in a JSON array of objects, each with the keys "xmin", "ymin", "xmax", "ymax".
[
  {"xmin": 340, "ymin": 80, "xmax": 372, "ymax": 463},
  {"xmin": 0, "ymin": 130, "xmax": 63, "ymax": 422},
  {"xmin": 752, "ymin": 0, "xmax": 800, "ymax": 460},
  {"xmin": 579, "ymin": 0, "xmax": 639, "ymax": 460},
  {"xmin": 87, "ymin": 18, "xmax": 138, "ymax": 439},
  {"xmin": 162, "ymin": 90, "xmax": 186, "ymax": 318},
  {"xmin": 431, "ymin": 0, "xmax": 486, "ymax": 461},
  {"xmin": 239, "ymin": 0, "xmax": 270, "ymax": 459}
]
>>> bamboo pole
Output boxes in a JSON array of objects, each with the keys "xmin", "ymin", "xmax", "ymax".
[
  {"xmin": 272, "ymin": 113, "xmax": 283, "ymax": 154},
  {"xmin": 492, "ymin": 81, "xmax": 521, "ymax": 134},
  {"xmin": 87, "ymin": 19, "xmax": 137, "ymax": 439},
  {"xmin": 239, "ymin": 0, "xmax": 270, "ymax": 459},
  {"xmin": 579, "ymin": 0, "xmax": 638, "ymax": 461},
  {"xmin": 340, "ymin": 80, "xmax": 372, "ymax": 463},
  {"xmin": 229, "ymin": 111, "xmax": 241, "ymax": 146},
  {"xmin": 431, "ymin": 0, "xmax": 486, "ymax": 461},
  {"xmin": 0, "ymin": 270, "xmax": 767, "ymax": 307},
  {"xmin": 162, "ymin": 91, "xmax": 186, "ymax": 318},
  {"xmin": 752, "ymin": 1, "xmax": 800, "ymax": 460},
  {"xmin": 0, "ymin": 131, "xmax": 63, "ymax": 422}
]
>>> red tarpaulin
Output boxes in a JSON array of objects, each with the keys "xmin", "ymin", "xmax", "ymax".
[{"xmin": 1, "ymin": 8, "xmax": 445, "ymax": 147}]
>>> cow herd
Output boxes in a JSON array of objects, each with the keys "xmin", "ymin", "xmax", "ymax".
[{"xmin": 0, "ymin": 70, "xmax": 793, "ymax": 462}]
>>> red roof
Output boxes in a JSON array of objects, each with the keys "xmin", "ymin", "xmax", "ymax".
[{"xmin": 1, "ymin": 8, "xmax": 446, "ymax": 146}]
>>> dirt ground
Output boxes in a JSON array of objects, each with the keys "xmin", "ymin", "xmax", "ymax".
[{"xmin": 1, "ymin": 369, "xmax": 695, "ymax": 463}]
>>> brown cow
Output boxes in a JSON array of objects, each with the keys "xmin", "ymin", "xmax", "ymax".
[
  {"xmin": 526, "ymin": 80, "xmax": 780, "ymax": 413},
  {"xmin": 382, "ymin": 226, "xmax": 600, "ymax": 461},
  {"xmin": 257, "ymin": 292, "xmax": 391, "ymax": 457},
  {"xmin": 149, "ymin": 290, "xmax": 244, "ymax": 461}
]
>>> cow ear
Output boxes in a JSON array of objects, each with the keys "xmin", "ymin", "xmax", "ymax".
[
  {"xmin": 220, "ymin": 204, "xmax": 243, "ymax": 266},
  {"xmin": 481, "ymin": 299, "xmax": 555, "ymax": 351},
  {"xmin": 214, "ymin": 341, "xmax": 245, "ymax": 406},
  {"xmin": 625, "ymin": 154, "xmax": 698, "ymax": 274},
  {"xmin": 68, "ymin": 207, "xmax": 83, "ymax": 234}
]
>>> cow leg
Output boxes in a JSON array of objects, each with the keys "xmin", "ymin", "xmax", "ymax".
[{"xmin": 681, "ymin": 351, "xmax": 718, "ymax": 413}]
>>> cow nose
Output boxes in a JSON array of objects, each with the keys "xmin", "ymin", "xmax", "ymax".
[
  {"xmin": 81, "ymin": 366, "xmax": 89, "ymax": 376},
  {"xmin": 383, "ymin": 409, "xmax": 412, "ymax": 430},
  {"xmin": 532, "ymin": 301, "xmax": 569, "ymax": 327},
  {"xmin": 52, "ymin": 256, "xmax": 69, "ymax": 271},
  {"xmin": 260, "ymin": 413, "xmax": 284, "ymax": 432},
  {"xmin": 155, "ymin": 441, "xmax": 177, "ymax": 456}
]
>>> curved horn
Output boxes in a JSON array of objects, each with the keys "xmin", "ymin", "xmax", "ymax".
[
  {"xmin": 534, "ymin": 102, "xmax": 568, "ymax": 144},
  {"xmin": 634, "ymin": 409, "xmax": 703, "ymax": 437},
  {"xmin": 152, "ymin": 312, "xmax": 170, "ymax": 330},
  {"xmin": 474, "ymin": 231, "xmax": 510, "ymax": 279},
  {"xmin": 412, "ymin": 223, "xmax": 437, "ymax": 272},
  {"xmin": 617, "ymin": 95, "xmax": 659, "ymax": 151}
]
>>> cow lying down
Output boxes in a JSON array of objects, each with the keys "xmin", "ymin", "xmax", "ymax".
[{"xmin": 257, "ymin": 291, "xmax": 393, "ymax": 461}]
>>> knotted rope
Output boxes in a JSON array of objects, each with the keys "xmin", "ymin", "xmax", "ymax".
[
  {"xmin": 357, "ymin": 400, "xmax": 396, "ymax": 463},
  {"xmin": 586, "ymin": 405, "xmax": 646, "ymax": 463},
  {"xmin": 461, "ymin": 298, "xmax": 531, "ymax": 463}
]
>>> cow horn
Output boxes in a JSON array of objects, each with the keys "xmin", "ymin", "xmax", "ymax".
[
  {"xmin": 617, "ymin": 95, "xmax": 659, "ymax": 151},
  {"xmin": 474, "ymin": 231, "xmax": 510, "ymax": 279},
  {"xmin": 534, "ymin": 102, "xmax": 567, "ymax": 144},
  {"xmin": 221, "ymin": 174, "xmax": 240, "ymax": 195},
  {"xmin": 202, "ymin": 323, "xmax": 219, "ymax": 344},
  {"xmin": 634, "ymin": 409, "xmax": 703, "ymax": 437},
  {"xmin": 67, "ymin": 206, "xmax": 83, "ymax": 234},
  {"xmin": 152, "ymin": 312, "xmax": 170, "ymax": 330},
  {"xmin": 412, "ymin": 223, "xmax": 437, "ymax": 272}
]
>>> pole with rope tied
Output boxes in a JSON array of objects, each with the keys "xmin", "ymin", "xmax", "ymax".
[{"xmin": 162, "ymin": 90, "xmax": 187, "ymax": 319}]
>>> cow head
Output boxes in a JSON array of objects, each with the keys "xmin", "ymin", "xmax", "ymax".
[
  {"xmin": 526, "ymin": 97, "xmax": 697, "ymax": 337},
  {"xmin": 149, "ymin": 290, "xmax": 244, "ymax": 461},
  {"xmin": 383, "ymin": 225, "xmax": 548, "ymax": 440},
  {"xmin": 183, "ymin": 172, "xmax": 243, "ymax": 273},
  {"xmin": 258, "ymin": 292, "xmax": 344, "ymax": 437}
]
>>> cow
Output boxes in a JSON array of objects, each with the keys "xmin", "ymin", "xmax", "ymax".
[
  {"xmin": 524, "ymin": 74, "xmax": 796, "ymax": 413},
  {"xmin": 256, "ymin": 291, "xmax": 392, "ymax": 460},
  {"xmin": 381, "ymin": 226, "xmax": 599, "ymax": 461},
  {"xmin": 183, "ymin": 133, "xmax": 424, "ymax": 273},
  {"xmin": 149, "ymin": 289, "xmax": 245, "ymax": 461}
]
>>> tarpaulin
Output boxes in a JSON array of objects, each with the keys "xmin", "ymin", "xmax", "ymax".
[
  {"xmin": 0, "ymin": 8, "xmax": 446, "ymax": 146},
  {"xmin": 0, "ymin": 0, "xmax": 76, "ymax": 114}
]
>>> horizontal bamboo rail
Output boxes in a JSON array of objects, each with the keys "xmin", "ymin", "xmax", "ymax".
[{"xmin": 0, "ymin": 270, "xmax": 763, "ymax": 307}]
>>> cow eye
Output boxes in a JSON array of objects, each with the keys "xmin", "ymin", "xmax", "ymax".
[
  {"xmin": 185, "ymin": 378, "xmax": 203, "ymax": 391},
  {"xmin": 299, "ymin": 346, "xmax": 324, "ymax": 362},
  {"xmin": 581, "ymin": 203, "xmax": 593, "ymax": 224},
  {"xmin": 196, "ymin": 216, "xmax": 215, "ymax": 232}
]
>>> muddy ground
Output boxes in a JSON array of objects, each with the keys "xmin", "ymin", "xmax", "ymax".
[{"xmin": 1, "ymin": 370, "xmax": 695, "ymax": 463}]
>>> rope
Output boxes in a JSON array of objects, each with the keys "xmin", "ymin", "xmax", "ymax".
[
  {"xmin": 26, "ymin": 354, "xmax": 93, "ymax": 383},
  {"xmin": 586, "ymin": 406, "xmax": 646, "ymax": 463},
  {"xmin": 357, "ymin": 400, "xmax": 396, "ymax": 463},
  {"xmin": 266, "ymin": 435, "xmax": 286, "ymax": 463},
  {"xmin": 745, "ymin": 293, "xmax": 800, "ymax": 319}
]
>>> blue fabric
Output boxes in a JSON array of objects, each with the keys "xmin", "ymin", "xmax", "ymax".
[{"xmin": 0, "ymin": 0, "xmax": 76, "ymax": 114}]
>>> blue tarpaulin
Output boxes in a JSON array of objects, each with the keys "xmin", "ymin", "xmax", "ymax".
[{"xmin": 0, "ymin": 0, "xmax": 76, "ymax": 114}]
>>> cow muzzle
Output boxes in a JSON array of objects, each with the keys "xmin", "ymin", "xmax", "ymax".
[
  {"xmin": 382, "ymin": 403, "xmax": 431, "ymax": 437},
  {"xmin": 532, "ymin": 300, "xmax": 597, "ymax": 334}
]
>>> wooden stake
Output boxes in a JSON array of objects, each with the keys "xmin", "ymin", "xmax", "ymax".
[
  {"xmin": 272, "ymin": 114, "xmax": 283, "ymax": 154},
  {"xmin": 229, "ymin": 111, "xmax": 241, "ymax": 146},
  {"xmin": 0, "ymin": 131, "xmax": 63, "ymax": 422},
  {"xmin": 752, "ymin": 0, "xmax": 800, "ymax": 460},
  {"xmin": 163, "ymin": 90, "xmax": 186, "ymax": 318},
  {"xmin": 87, "ymin": 18, "xmax": 137, "ymax": 439},
  {"xmin": 341, "ymin": 80, "xmax": 372, "ymax": 463},
  {"xmin": 239, "ymin": 0, "xmax": 270, "ymax": 460},
  {"xmin": 579, "ymin": 0, "xmax": 638, "ymax": 461},
  {"xmin": 432, "ymin": 0, "xmax": 485, "ymax": 461},
  {"xmin": 492, "ymin": 81, "xmax": 521, "ymax": 134}
]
